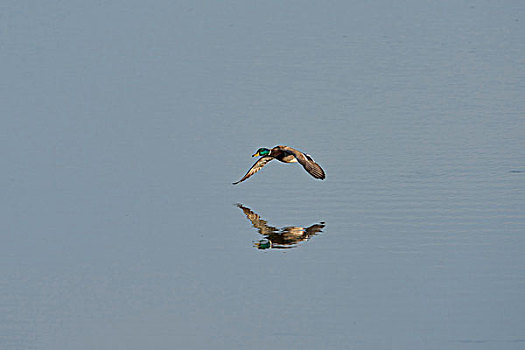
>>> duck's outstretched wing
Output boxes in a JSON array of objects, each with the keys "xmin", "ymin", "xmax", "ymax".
[
  {"xmin": 281, "ymin": 146, "xmax": 326, "ymax": 180},
  {"xmin": 232, "ymin": 156, "xmax": 274, "ymax": 184},
  {"xmin": 298, "ymin": 153, "xmax": 326, "ymax": 179}
]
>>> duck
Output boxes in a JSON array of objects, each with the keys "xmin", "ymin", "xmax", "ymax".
[{"xmin": 233, "ymin": 145, "xmax": 326, "ymax": 184}]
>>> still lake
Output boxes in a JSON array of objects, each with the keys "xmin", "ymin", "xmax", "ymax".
[{"xmin": 1, "ymin": 1, "xmax": 524, "ymax": 349}]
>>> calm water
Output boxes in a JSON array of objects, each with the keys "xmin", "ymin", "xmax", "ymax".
[{"xmin": 1, "ymin": 1, "xmax": 524, "ymax": 349}]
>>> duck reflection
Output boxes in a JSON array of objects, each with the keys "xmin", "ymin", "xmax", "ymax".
[{"xmin": 236, "ymin": 203, "xmax": 325, "ymax": 249}]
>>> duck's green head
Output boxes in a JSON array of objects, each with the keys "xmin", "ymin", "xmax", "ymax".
[{"xmin": 252, "ymin": 148, "xmax": 270, "ymax": 157}]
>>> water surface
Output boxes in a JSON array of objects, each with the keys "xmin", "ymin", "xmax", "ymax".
[{"xmin": 1, "ymin": 1, "xmax": 524, "ymax": 349}]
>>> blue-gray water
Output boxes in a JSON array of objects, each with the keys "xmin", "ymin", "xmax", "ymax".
[{"xmin": 1, "ymin": 1, "xmax": 524, "ymax": 349}]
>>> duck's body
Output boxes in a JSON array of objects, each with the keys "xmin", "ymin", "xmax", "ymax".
[
  {"xmin": 264, "ymin": 147, "xmax": 298, "ymax": 163},
  {"xmin": 233, "ymin": 145, "xmax": 325, "ymax": 184}
]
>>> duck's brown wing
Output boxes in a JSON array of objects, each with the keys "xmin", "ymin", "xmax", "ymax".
[
  {"xmin": 280, "ymin": 146, "xmax": 326, "ymax": 180},
  {"xmin": 232, "ymin": 156, "xmax": 274, "ymax": 184}
]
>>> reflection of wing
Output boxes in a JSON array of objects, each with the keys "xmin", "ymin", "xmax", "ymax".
[
  {"xmin": 236, "ymin": 204, "xmax": 278, "ymax": 236},
  {"xmin": 280, "ymin": 222, "xmax": 325, "ymax": 242},
  {"xmin": 280, "ymin": 146, "xmax": 325, "ymax": 179},
  {"xmin": 304, "ymin": 222, "xmax": 325, "ymax": 236},
  {"xmin": 232, "ymin": 156, "xmax": 274, "ymax": 184}
]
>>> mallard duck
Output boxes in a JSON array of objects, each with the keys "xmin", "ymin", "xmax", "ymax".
[{"xmin": 233, "ymin": 145, "xmax": 326, "ymax": 184}]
